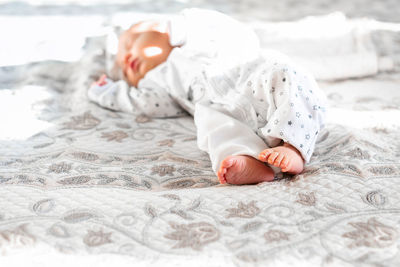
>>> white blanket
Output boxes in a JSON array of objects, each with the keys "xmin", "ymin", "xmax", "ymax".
[{"xmin": 253, "ymin": 12, "xmax": 395, "ymax": 81}]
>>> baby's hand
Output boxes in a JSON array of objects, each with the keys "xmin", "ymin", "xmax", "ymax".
[
  {"xmin": 88, "ymin": 74, "xmax": 114, "ymax": 102},
  {"xmin": 91, "ymin": 74, "xmax": 108, "ymax": 87}
]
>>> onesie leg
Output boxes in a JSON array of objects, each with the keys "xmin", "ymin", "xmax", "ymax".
[
  {"xmin": 258, "ymin": 143, "xmax": 304, "ymax": 174},
  {"xmin": 217, "ymin": 155, "xmax": 275, "ymax": 185},
  {"xmin": 257, "ymin": 62, "xmax": 327, "ymax": 165},
  {"xmin": 195, "ymin": 103, "xmax": 274, "ymax": 185}
]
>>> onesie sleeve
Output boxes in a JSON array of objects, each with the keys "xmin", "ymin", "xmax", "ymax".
[
  {"xmin": 87, "ymin": 78, "xmax": 186, "ymax": 118},
  {"xmin": 167, "ymin": 8, "xmax": 260, "ymax": 68}
]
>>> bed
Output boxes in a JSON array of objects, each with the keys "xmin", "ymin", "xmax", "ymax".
[{"xmin": 1, "ymin": 1, "xmax": 399, "ymax": 266}]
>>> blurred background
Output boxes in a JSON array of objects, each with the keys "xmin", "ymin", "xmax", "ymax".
[
  {"xmin": 1, "ymin": 0, "xmax": 399, "ymax": 69},
  {"xmin": 1, "ymin": 0, "xmax": 399, "ymax": 21}
]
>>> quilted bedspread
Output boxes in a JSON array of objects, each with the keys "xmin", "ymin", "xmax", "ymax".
[{"xmin": 1, "ymin": 2, "xmax": 400, "ymax": 267}]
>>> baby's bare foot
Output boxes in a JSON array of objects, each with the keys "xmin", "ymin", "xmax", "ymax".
[
  {"xmin": 217, "ymin": 155, "xmax": 275, "ymax": 185},
  {"xmin": 258, "ymin": 143, "xmax": 304, "ymax": 174}
]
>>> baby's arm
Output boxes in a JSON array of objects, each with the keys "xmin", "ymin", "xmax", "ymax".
[{"xmin": 88, "ymin": 75, "xmax": 185, "ymax": 118}]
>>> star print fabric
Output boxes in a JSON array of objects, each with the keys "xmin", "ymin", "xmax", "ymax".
[
  {"xmin": 258, "ymin": 63, "xmax": 327, "ymax": 162},
  {"xmin": 194, "ymin": 55, "xmax": 327, "ymax": 172}
]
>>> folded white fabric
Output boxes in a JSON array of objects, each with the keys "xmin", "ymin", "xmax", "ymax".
[{"xmin": 252, "ymin": 12, "xmax": 391, "ymax": 81}]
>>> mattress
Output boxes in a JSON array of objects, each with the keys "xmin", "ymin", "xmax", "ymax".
[{"xmin": 1, "ymin": 3, "xmax": 400, "ymax": 267}]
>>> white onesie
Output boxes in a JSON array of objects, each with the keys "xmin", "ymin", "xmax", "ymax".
[{"xmin": 88, "ymin": 8, "xmax": 327, "ymax": 174}]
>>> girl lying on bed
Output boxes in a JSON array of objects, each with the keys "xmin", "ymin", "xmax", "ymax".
[{"xmin": 88, "ymin": 8, "xmax": 327, "ymax": 185}]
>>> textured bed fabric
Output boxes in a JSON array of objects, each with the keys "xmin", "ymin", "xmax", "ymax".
[
  {"xmin": 1, "ymin": 55, "xmax": 400, "ymax": 267},
  {"xmin": 1, "ymin": 2, "xmax": 400, "ymax": 267}
]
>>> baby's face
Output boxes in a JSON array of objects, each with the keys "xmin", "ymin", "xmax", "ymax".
[{"xmin": 116, "ymin": 22, "xmax": 174, "ymax": 87}]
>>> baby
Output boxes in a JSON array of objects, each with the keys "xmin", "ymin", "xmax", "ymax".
[{"xmin": 88, "ymin": 8, "xmax": 326, "ymax": 185}]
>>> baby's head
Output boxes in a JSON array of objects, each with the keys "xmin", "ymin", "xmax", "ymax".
[{"xmin": 116, "ymin": 21, "xmax": 174, "ymax": 87}]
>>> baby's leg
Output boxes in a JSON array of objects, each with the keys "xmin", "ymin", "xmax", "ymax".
[
  {"xmin": 258, "ymin": 142, "xmax": 304, "ymax": 174},
  {"xmin": 217, "ymin": 155, "xmax": 275, "ymax": 185}
]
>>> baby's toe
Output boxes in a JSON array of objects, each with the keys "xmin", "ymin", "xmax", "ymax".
[
  {"xmin": 258, "ymin": 149, "xmax": 273, "ymax": 162},
  {"xmin": 217, "ymin": 167, "xmax": 227, "ymax": 184},
  {"xmin": 280, "ymin": 156, "xmax": 289, "ymax": 168},
  {"xmin": 267, "ymin": 152, "xmax": 279, "ymax": 165},
  {"xmin": 218, "ymin": 157, "xmax": 236, "ymax": 184},
  {"xmin": 282, "ymin": 163, "xmax": 292, "ymax": 172},
  {"xmin": 273, "ymin": 154, "xmax": 285, "ymax": 166},
  {"xmin": 281, "ymin": 158, "xmax": 292, "ymax": 172}
]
